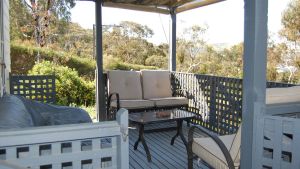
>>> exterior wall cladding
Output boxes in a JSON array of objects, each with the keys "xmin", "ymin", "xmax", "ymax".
[{"xmin": 0, "ymin": 0, "xmax": 10, "ymax": 96}]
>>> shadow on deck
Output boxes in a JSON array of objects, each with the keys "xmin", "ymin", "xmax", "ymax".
[{"xmin": 129, "ymin": 122, "xmax": 209, "ymax": 169}]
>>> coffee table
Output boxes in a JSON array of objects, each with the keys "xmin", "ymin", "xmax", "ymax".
[{"xmin": 129, "ymin": 109, "xmax": 195, "ymax": 162}]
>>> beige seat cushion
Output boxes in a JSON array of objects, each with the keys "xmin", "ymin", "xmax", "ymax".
[
  {"xmin": 110, "ymin": 99, "xmax": 155, "ymax": 109},
  {"xmin": 266, "ymin": 86, "xmax": 300, "ymax": 106},
  {"xmin": 192, "ymin": 134, "xmax": 240, "ymax": 169},
  {"xmin": 149, "ymin": 97, "xmax": 188, "ymax": 107},
  {"xmin": 141, "ymin": 70, "xmax": 172, "ymax": 99},
  {"xmin": 108, "ymin": 70, "xmax": 143, "ymax": 100}
]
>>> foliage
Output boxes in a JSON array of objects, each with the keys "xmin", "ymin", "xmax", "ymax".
[
  {"xmin": 51, "ymin": 23, "xmax": 94, "ymax": 57},
  {"xmin": 177, "ymin": 25, "xmax": 208, "ymax": 73},
  {"xmin": 10, "ymin": 0, "xmax": 94, "ymax": 58},
  {"xmin": 10, "ymin": 42, "xmax": 96, "ymax": 79},
  {"xmin": 28, "ymin": 61, "xmax": 95, "ymax": 106},
  {"xmin": 9, "ymin": 0, "xmax": 33, "ymax": 41},
  {"xmin": 119, "ymin": 21, "xmax": 154, "ymax": 39},
  {"xmin": 80, "ymin": 105, "xmax": 97, "ymax": 121},
  {"xmin": 277, "ymin": 0, "xmax": 300, "ymax": 83},
  {"xmin": 22, "ymin": 0, "xmax": 76, "ymax": 48},
  {"xmin": 280, "ymin": 0, "xmax": 300, "ymax": 42},
  {"xmin": 145, "ymin": 55, "xmax": 168, "ymax": 69},
  {"xmin": 103, "ymin": 21, "xmax": 166, "ymax": 65},
  {"xmin": 104, "ymin": 56, "xmax": 158, "ymax": 70}
]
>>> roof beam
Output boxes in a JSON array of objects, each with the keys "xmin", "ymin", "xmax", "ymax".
[
  {"xmin": 175, "ymin": 0, "xmax": 225, "ymax": 13},
  {"xmin": 103, "ymin": 2, "xmax": 170, "ymax": 14}
]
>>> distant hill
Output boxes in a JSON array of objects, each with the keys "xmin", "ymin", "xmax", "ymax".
[{"xmin": 211, "ymin": 43, "xmax": 233, "ymax": 51}]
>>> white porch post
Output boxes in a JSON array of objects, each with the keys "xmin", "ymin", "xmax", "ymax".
[
  {"xmin": 241, "ymin": 0, "xmax": 268, "ymax": 168},
  {"xmin": 169, "ymin": 9, "xmax": 176, "ymax": 71}
]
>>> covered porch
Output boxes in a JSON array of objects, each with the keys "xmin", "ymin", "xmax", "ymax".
[
  {"xmin": 93, "ymin": 0, "xmax": 300, "ymax": 168},
  {"xmin": 1, "ymin": 0, "xmax": 300, "ymax": 169},
  {"xmin": 95, "ymin": 0, "xmax": 275, "ymax": 168}
]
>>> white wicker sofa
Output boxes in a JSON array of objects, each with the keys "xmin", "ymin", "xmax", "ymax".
[
  {"xmin": 107, "ymin": 70, "xmax": 189, "ymax": 113},
  {"xmin": 0, "ymin": 95, "xmax": 129, "ymax": 169}
]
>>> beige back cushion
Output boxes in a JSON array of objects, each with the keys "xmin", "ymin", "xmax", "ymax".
[
  {"xmin": 229, "ymin": 125, "xmax": 241, "ymax": 164},
  {"xmin": 141, "ymin": 70, "xmax": 172, "ymax": 99},
  {"xmin": 108, "ymin": 70, "xmax": 143, "ymax": 100}
]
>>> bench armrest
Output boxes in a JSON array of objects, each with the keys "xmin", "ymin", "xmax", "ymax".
[{"xmin": 188, "ymin": 125, "xmax": 235, "ymax": 169}]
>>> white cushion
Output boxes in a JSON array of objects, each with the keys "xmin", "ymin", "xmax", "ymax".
[
  {"xmin": 266, "ymin": 86, "xmax": 300, "ymax": 105},
  {"xmin": 108, "ymin": 70, "xmax": 143, "ymax": 100},
  {"xmin": 192, "ymin": 134, "xmax": 239, "ymax": 169},
  {"xmin": 141, "ymin": 70, "xmax": 172, "ymax": 99},
  {"xmin": 110, "ymin": 99, "xmax": 155, "ymax": 109},
  {"xmin": 149, "ymin": 97, "xmax": 188, "ymax": 107}
]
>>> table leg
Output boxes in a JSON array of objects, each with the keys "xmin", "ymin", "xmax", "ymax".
[
  {"xmin": 133, "ymin": 124, "xmax": 151, "ymax": 162},
  {"xmin": 171, "ymin": 120, "xmax": 188, "ymax": 147}
]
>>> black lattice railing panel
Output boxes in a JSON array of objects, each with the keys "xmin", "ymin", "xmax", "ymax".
[
  {"xmin": 10, "ymin": 75, "xmax": 56, "ymax": 104},
  {"xmin": 172, "ymin": 72, "xmax": 243, "ymax": 135},
  {"xmin": 214, "ymin": 77, "xmax": 243, "ymax": 135},
  {"xmin": 171, "ymin": 72, "xmax": 297, "ymax": 135}
]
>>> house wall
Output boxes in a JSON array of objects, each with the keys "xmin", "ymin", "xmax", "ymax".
[{"xmin": 0, "ymin": 0, "xmax": 10, "ymax": 96}]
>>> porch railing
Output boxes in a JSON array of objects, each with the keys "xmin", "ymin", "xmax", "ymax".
[
  {"xmin": 10, "ymin": 73, "xmax": 294, "ymax": 136},
  {"xmin": 171, "ymin": 72, "xmax": 295, "ymax": 135},
  {"xmin": 9, "ymin": 74, "xmax": 56, "ymax": 104}
]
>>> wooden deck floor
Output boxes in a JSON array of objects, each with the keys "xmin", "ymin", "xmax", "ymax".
[{"xmin": 128, "ymin": 122, "xmax": 209, "ymax": 169}]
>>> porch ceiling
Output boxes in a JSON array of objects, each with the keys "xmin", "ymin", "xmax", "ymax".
[{"xmin": 100, "ymin": 0, "xmax": 225, "ymax": 14}]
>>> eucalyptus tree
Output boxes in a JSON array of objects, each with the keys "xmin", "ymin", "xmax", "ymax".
[
  {"xmin": 22, "ymin": 0, "xmax": 76, "ymax": 61},
  {"xmin": 279, "ymin": 0, "xmax": 300, "ymax": 83},
  {"xmin": 103, "ymin": 21, "xmax": 158, "ymax": 65},
  {"xmin": 9, "ymin": 0, "xmax": 33, "ymax": 41},
  {"xmin": 177, "ymin": 25, "xmax": 208, "ymax": 73}
]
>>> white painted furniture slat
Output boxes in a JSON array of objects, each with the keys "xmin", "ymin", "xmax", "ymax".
[
  {"xmin": 0, "ymin": 109, "xmax": 129, "ymax": 169},
  {"xmin": 259, "ymin": 115, "xmax": 300, "ymax": 169}
]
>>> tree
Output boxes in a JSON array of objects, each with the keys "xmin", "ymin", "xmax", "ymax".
[
  {"xmin": 119, "ymin": 21, "xmax": 154, "ymax": 39},
  {"xmin": 177, "ymin": 25, "xmax": 208, "ymax": 73},
  {"xmin": 23, "ymin": 0, "xmax": 76, "ymax": 50},
  {"xmin": 9, "ymin": 0, "xmax": 33, "ymax": 41},
  {"xmin": 103, "ymin": 21, "xmax": 162, "ymax": 65},
  {"xmin": 280, "ymin": 0, "xmax": 300, "ymax": 42},
  {"xmin": 279, "ymin": 0, "xmax": 300, "ymax": 83}
]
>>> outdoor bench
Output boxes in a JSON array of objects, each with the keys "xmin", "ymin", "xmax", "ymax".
[{"xmin": 107, "ymin": 70, "xmax": 189, "ymax": 114}]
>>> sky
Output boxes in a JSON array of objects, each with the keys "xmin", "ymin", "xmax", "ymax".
[{"xmin": 71, "ymin": 0, "xmax": 291, "ymax": 46}]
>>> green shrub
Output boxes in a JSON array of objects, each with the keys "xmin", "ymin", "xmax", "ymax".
[
  {"xmin": 145, "ymin": 55, "xmax": 168, "ymax": 68},
  {"xmin": 11, "ymin": 43, "xmax": 96, "ymax": 79},
  {"xmin": 28, "ymin": 61, "xmax": 95, "ymax": 106}
]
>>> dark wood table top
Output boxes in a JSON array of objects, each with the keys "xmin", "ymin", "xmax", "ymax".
[{"xmin": 129, "ymin": 109, "xmax": 195, "ymax": 124}]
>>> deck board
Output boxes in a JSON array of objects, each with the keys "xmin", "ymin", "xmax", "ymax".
[{"xmin": 129, "ymin": 122, "xmax": 210, "ymax": 169}]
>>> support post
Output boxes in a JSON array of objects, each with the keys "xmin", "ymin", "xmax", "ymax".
[
  {"xmin": 241, "ymin": 0, "xmax": 268, "ymax": 168},
  {"xmin": 117, "ymin": 108, "xmax": 129, "ymax": 169},
  {"xmin": 169, "ymin": 9, "xmax": 176, "ymax": 72},
  {"xmin": 95, "ymin": 0, "xmax": 106, "ymax": 121}
]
